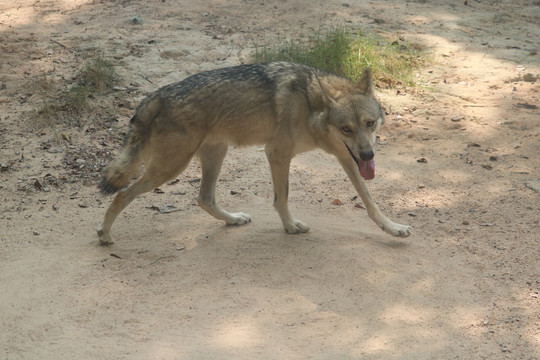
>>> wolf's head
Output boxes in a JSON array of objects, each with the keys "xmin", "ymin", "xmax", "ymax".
[{"xmin": 315, "ymin": 69, "xmax": 385, "ymax": 180}]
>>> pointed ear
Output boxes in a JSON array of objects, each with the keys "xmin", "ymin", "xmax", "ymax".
[
  {"xmin": 315, "ymin": 74, "xmax": 339, "ymax": 108},
  {"xmin": 356, "ymin": 68, "xmax": 373, "ymax": 95}
]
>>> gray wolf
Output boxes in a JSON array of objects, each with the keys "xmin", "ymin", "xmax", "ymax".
[{"xmin": 97, "ymin": 61, "xmax": 412, "ymax": 245}]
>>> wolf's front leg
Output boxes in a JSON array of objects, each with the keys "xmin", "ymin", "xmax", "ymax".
[
  {"xmin": 338, "ymin": 157, "xmax": 412, "ymax": 238},
  {"xmin": 266, "ymin": 147, "xmax": 310, "ymax": 234},
  {"xmin": 370, "ymin": 212, "xmax": 412, "ymax": 238}
]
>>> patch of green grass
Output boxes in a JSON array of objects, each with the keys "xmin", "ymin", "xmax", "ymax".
[
  {"xmin": 33, "ymin": 55, "xmax": 118, "ymax": 128},
  {"xmin": 253, "ymin": 27, "xmax": 426, "ymax": 87},
  {"xmin": 80, "ymin": 57, "xmax": 118, "ymax": 93}
]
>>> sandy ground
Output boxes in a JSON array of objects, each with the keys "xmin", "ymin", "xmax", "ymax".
[{"xmin": 1, "ymin": 0, "xmax": 539, "ymax": 359}]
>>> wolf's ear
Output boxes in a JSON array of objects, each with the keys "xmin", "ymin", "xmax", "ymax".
[
  {"xmin": 356, "ymin": 68, "xmax": 373, "ymax": 95},
  {"xmin": 315, "ymin": 74, "xmax": 339, "ymax": 108}
]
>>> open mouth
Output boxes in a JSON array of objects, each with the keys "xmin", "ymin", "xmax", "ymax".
[{"xmin": 345, "ymin": 143, "xmax": 375, "ymax": 180}]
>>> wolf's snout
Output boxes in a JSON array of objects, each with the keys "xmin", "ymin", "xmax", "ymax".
[{"xmin": 360, "ymin": 150, "xmax": 374, "ymax": 161}]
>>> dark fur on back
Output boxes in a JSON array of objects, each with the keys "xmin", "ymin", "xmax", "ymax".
[
  {"xmin": 97, "ymin": 61, "xmax": 413, "ymax": 245},
  {"xmin": 98, "ymin": 62, "xmax": 336, "ymax": 194}
]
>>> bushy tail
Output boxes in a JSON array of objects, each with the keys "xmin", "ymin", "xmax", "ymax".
[{"xmin": 98, "ymin": 97, "xmax": 160, "ymax": 195}]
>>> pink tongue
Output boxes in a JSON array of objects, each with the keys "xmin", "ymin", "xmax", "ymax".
[{"xmin": 358, "ymin": 159, "xmax": 375, "ymax": 180}]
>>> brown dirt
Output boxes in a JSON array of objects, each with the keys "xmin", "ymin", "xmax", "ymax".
[{"xmin": 1, "ymin": 1, "xmax": 539, "ymax": 359}]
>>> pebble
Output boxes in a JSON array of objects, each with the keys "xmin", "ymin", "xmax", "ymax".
[
  {"xmin": 33, "ymin": 230, "xmax": 40, "ymax": 236},
  {"xmin": 130, "ymin": 15, "xmax": 143, "ymax": 25},
  {"xmin": 523, "ymin": 73, "xmax": 537, "ymax": 83},
  {"xmin": 159, "ymin": 204, "xmax": 180, "ymax": 214},
  {"xmin": 525, "ymin": 180, "xmax": 540, "ymax": 193}
]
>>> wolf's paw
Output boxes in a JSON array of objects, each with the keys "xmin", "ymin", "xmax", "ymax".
[
  {"xmin": 225, "ymin": 212, "xmax": 252, "ymax": 226},
  {"xmin": 97, "ymin": 223, "xmax": 114, "ymax": 246},
  {"xmin": 381, "ymin": 222, "xmax": 412, "ymax": 238},
  {"xmin": 284, "ymin": 219, "xmax": 310, "ymax": 234}
]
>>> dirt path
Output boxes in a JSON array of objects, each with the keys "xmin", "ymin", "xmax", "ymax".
[{"xmin": 1, "ymin": 1, "xmax": 539, "ymax": 359}]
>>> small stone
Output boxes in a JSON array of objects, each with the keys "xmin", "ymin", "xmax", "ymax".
[
  {"xmin": 523, "ymin": 73, "xmax": 537, "ymax": 83},
  {"xmin": 159, "ymin": 204, "xmax": 180, "ymax": 213},
  {"xmin": 33, "ymin": 230, "xmax": 40, "ymax": 236},
  {"xmin": 130, "ymin": 15, "xmax": 143, "ymax": 25},
  {"xmin": 525, "ymin": 180, "xmax": 540, "ymax": 193},
  {"xmin": 462, "ymin": 220, "xmax": 470, "ymax": 225},
  {"xmin": 451, "ymin": 115, "xmax": 464, "ymax": 122}
]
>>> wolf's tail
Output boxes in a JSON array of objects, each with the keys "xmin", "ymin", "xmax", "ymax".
[{"xmin": 98, "ymin": 96, "xmax": 161, "ymax": 195}]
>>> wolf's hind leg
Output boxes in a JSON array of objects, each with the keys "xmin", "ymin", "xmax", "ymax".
[
  {"xmin": 98, "ymin": 174, "xmax": 165, "ymax": 245},
  {"xmin": 98, "ymin": 141, "xmax": 198, "ymax": 245},
  {"xmin": 197, "ymin": 143, "xmax": 251, "ymax": 226}
]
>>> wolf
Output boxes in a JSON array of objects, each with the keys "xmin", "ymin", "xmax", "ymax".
[{"xmin": 97, "ymin": 61, "xmax": 412, "ymax": 245}]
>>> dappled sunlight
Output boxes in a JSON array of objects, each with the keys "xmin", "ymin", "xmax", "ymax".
[
  {"xmin": 214, "ymin": 318, "xmax": 263, "ymax": 349},
  {"xmin": 382, "ymin": 168, "xmax": 407, "ymax": 181},
  {"xmin": 435, "ymin": 168, "xmax": 473, "ymax": 184},
  {"xmin": 0, "ymin": 7, "xmax": 36, "ymax": 27},
  {"xmin": 0, "ymin": 0, "xmax": 93, "ymax": 27},
  {"xmin": 359, "ymin": 333, "xmax": 394, "ymax": 354},
  {"xmin": 355, "ymin": 327, "xmax": 446, "ymax": 357},
  {"xmin": 382, "ymin": 303, "xmax": 435, "ymax": 324},
  {"xmin": 449, "ymin": 306, "xmax": 486, "ymax": 335},
  {"xmin": 146, "ymin": 341, "xmax": 188, "ymax": 360},
  {"xmin": 1, "ymin": 0, "xmax": 538, "ymax": 358}
]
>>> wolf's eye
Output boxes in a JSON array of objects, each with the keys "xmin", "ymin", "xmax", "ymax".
[
  {"xmin": 341, "ymin": 126, "xmax": 353, "ymax": 134},
  {"xmin": 366, "ymin": 121, "xmax": 375, "ymax": 128}
]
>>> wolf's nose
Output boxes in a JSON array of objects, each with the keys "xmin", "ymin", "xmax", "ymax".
[{"xmin": 360, "ymin": 150, "xmax": 374, "ymax": 161}]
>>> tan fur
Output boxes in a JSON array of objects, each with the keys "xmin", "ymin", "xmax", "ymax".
[{"xmin": 97, "ymin": 62, "xmax": 412, "ymax": 245}]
